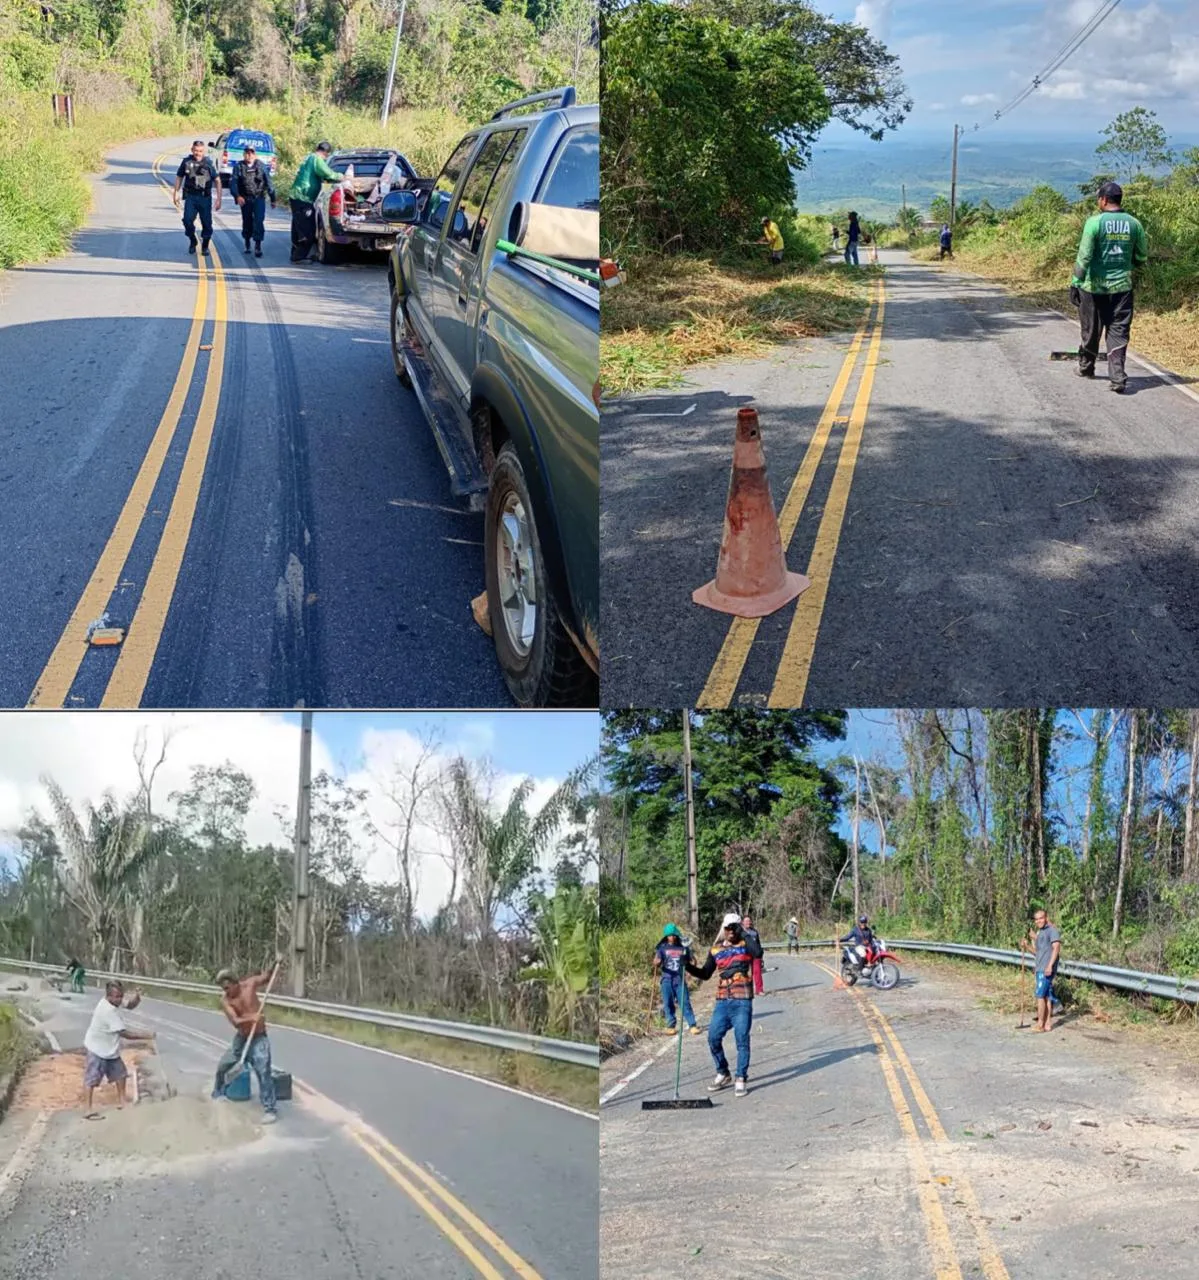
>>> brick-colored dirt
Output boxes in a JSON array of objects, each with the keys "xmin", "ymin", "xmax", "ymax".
[{"xmin": 10, "ymin": 1050, "xmax": 149, "ymax": 1113}]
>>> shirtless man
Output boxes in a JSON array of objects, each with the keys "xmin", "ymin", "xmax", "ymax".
[{"xmin": 212, "ymin": 957, "xmax": 281, "ymax": 1123}]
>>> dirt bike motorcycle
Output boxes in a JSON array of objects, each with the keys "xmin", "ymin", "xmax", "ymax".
[{"xmin": 840, "ymin": 938, "xmax": 901, "ymax": 990}]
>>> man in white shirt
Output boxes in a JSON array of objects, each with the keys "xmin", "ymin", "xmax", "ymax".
[{"xmin": 83, "ymin": 981, "xmax": 155, "ymax": 1109}]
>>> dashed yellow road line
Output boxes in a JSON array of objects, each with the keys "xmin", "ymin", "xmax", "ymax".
[
  {"xmin": 102, "ymin": 237, "xmax": 227, "ymax": 706},
  {"xmin": 27, "ymin": 161, "xmax": 207, "ymax": 706},
  {"xmin": 769, "ymin": 280, "xmax": 887, "ymax": 705},
  {"xmin": 697, "ymin": 280, "xmax": 881, "ymax": 708}
]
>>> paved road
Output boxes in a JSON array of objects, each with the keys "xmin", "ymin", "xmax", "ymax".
[
  {"xmin": 1, "ymin": 986, "xmax": 597, "ymax": 1279},
  {"xmin": 599, "ymin": 953, "xmax": 1199, "ymax": 1279},
  {"xmin": 601, "ymin": 249, "xmax": 1199, "ymax": 706},
  {"xmin": 0, "ymin": 136, "xmax": 510, "ymax": 708}
]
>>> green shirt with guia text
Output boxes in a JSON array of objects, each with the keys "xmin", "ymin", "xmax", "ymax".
[{"xmin": 1071, "ymin": 210, "xmax": 1147, "ymax": 294}]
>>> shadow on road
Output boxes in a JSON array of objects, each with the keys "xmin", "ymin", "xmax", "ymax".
[{"xmin": 749, "ymin": 1043, "xmax": 875, "ymax": 1094}]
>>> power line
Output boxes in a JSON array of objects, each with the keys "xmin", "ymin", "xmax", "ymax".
[{"xmin": 970, "ymin": 0, "xmax": 1125, "ymax": 133}]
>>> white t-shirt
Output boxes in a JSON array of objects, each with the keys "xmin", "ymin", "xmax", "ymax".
[{"xmin": 84, "ymin": 997, "xmax": 126, "ymax": 1059}]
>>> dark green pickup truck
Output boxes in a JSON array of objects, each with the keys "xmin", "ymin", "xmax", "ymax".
[{"xmin": 382, "ymin": 88, "xmax": 598, "ymax": 708}]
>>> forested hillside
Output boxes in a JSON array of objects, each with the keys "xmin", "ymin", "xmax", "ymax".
[
  {"xmin": 1, "ymin": 744, "xmax": 602, "ymax": 1042},
  {"xmin": 601, "ymin": 709, "xmax": 1199, "ymax": 981}
]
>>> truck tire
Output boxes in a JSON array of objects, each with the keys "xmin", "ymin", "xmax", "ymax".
[
  {"xmin": 388, "ymin": 290, "xmax": 413, "ymax": 389},
  {"xmin": 316, "ymin": 220, "xmax": 343, "ymax": 265},
  {"xmin": 485, "ymin": 442, "xmax": 594, "ymax": 707}
]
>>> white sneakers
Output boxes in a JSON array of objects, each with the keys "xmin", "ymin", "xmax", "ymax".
[
  {"xmin": 708, "ymin": 1073, "xmax": 731, "ymax": 1092},
  {"xmin": 734, "ymin": 1079, "xmax": 747, "ymax": 1097}
]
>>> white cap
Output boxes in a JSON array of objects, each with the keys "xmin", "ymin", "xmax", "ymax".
[{"xmin": 721, "ymin": 912, "xmax": 741, "ymax": 928}]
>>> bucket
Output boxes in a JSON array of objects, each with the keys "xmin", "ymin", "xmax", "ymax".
[
  {"xmin": 223, "ymin": 1070, "xmax": 252, "ymax": 1102},
  {"xmin": 271, "ymin": 1069, "xmax": 292, "ymax": 1101}
]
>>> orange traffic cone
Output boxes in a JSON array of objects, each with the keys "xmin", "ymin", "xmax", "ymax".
[{"xmin": 693, "ymin": 407, "xmax": 809, "ymax": 617}]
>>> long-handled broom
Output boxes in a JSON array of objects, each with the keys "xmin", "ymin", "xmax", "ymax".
[
  {"xmin": 1017, "ymin": 943, "xmax": 1031, "ymax": 1030},
  {"xmin": 224, "ymin": 960, "xmax": 280, "ymax": 1088},
  {"xmin": 642, "ymin": 1010, "xmax": 712, "ymax": 1111}
]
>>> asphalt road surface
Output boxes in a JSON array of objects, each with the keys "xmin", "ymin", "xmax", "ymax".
[
  {"xmin": 601, "ymin": 249, "xmax": 1199, "ymax": 706},
  {"xmin": 0, "ymin": 136, "xmax": 509, "ymax": 708},
  {"xmin": 1, "ymin": 985, "xmax": 597, "ymax": 1279},
  {"xmin": 599, "ymin": 952, "xmax": 1199, "ymax": 1279}
]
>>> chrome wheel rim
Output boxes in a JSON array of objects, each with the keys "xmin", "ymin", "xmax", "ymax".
[{"xmin": 496, "ymin": 492, "xmax": 536, "ymax": 657}]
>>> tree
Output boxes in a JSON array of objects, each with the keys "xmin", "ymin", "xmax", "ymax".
[
  {"xmin": 602, "ymin": 2, "xmax": 831, "ymax": 250},
  {"xmin": 691, "ymin": 0, "xmax": 911, "ymax": 141},
  {"xmin": 1096, "ymin": 108, "xmax": 1174, "ymax": 181},
  {"xmin": 929, "ymin": 195, "xmax": 951, "ymax": 225},
  {"xmin": 896, "ymin": 205, "xmax": 921, "ymax": 234}
]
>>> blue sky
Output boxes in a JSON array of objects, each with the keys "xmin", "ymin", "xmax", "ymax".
[{"xmin": 820, "ymin": 1, "xmax": 1199, "ymax": 141}]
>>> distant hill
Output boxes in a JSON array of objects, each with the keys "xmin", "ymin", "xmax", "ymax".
[{"xmin": 792, "ymin": 133, "xmax": 1199, "ymax": 222}]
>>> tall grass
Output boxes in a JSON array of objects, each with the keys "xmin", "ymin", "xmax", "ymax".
[
  {"xmin": 0, "ymin": 88, "xmax": 466, "ymax": 270},
  {"xmin": 0, "ymin": 1002, "xmax": 36, "ymax": 1079}
]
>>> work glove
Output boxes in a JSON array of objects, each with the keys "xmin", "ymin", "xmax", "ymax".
[{"xmin": 1069, "ymin": 284, "xmax": 1081, "ymax": 308}]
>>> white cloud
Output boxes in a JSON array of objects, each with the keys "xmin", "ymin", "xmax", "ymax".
[
  {"xmin": 1039, "ymin": 78, "xmax": 1087, "ymax": 102},
  {"xmin": 0, "ymin": 714, "xmax": 574, "ymax": 921},
  {"xmin": 854, "ymin": 0, "xmax": 893, "ymax": 40},
  {"xmin": 927, "ymin": 102, "xmax": 948, "ymax": 112},
  {"xmin": 961, "ymin": 93, "xmax": 999, "ymax": 106}
]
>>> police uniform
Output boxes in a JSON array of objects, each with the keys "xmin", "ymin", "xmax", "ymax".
[{"xmin": 176, "ymin": 153, "xmax": 219, "ymax": 253}]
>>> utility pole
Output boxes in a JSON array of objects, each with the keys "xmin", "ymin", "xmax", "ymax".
[
  {"xmin": 380, "ymin": 0, "xmax": 407, "ymax": 127},
  {"xmin": 902, "ymin": 183, "xmax": 907, "ymax": 214},
  {"xmin": 682, "ymin": 710, "xmax": 699, "ymax": 933},
  {"xmin": 950, "ymin": 123, "xmax": 960, "ymax": 227},
  {"xmin": 291, "ymin": 710, "xmax": 313, "ymax": 997},
  {"xmin": 851, "ymin": 756, "xmax": 861, "ymax": 920}
]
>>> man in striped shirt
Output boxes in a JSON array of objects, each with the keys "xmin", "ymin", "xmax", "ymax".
[{"xmin": 687, "ymin": 913, "xmax": 763, "ymax": 1097}]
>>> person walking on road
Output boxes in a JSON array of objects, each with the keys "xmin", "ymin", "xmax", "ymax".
[
  {"xmin": 831, "ymin": 225, "xmax": 840, "ymax": 251},
  {"xmin": 785, "ymin": 916, "xmax": 800, "ymax": 955},
  {"xmin": 653, "ymin": 924, "xmax": 700, "ymax": 1035},
  {"xmin": 173, "ymin": 140, "xmax": 221, "ymax": 256},
  {"xmin": 1070, "ymin": 181, "xmax": 1148, "ymax": 394},
  {"xmin": 1023, "ymin": 910, "xmax": 1062, "ymax": 1032},
  {"xmin": 83, "ymin": 981, "xmax": 155, "ymax": 1111},
  {"xmin": 741, "ymin": 914, "xmax": 765, "ymax": 995},
  {"xmin": 213, "ymin": 959, "xmax": 281, "ymax": 1122},
  {"xmin": 290, "ymin": 142, "xmax": 343, "ymax": 262},
  {"xmin": 686, "ymin": 913, "xmax": 763, "ymax": 1097},
  {"xmin": 939, "ymin": 223, "xmax": 953, "ymax": 260},
  {"xmin": 844, "ymin": 212, "xmax": 861, "ymax": 266},
  {"xmin": 65, "ymin": 957, "xmax": 86, "ymax": 993},
  {"xmin": 758, "ymin": 217, "xmax": 785, "ymax": 266},
  {"xmin": 231, "ymin": 144, "xmax": 276, "ymax": 258}
]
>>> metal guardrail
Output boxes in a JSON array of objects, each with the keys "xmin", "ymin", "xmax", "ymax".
[
  {"xmin": 764, "ymin": 937, "xmax": 1199, "ymax": 1006},
  {"xmin": 0, "ymin": 957, "xmax": 598, "ymax": 1068}
]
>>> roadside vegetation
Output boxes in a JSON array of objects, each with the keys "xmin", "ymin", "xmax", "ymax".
[
  {"xmin": 0, "ymin": 1001, "xmax": 36, "ymax": 1082},
  {"xmin": 600, "ymin": 709, "xmax": 1199, "ymax": 1053},
  {"xmin": 0, "ymin": 733, "xmax": 601, "ymax": 1072},
  {"xmin": 599, "ymin": 0, "xmax": 909, "ymax": 392},
  {"xmin": 861, "ymin": 109, "xmax": 1199, "ymax": 378},
  {"xmin": 0, "ymin": 0, "xmax": 597, "ymax": 269}
]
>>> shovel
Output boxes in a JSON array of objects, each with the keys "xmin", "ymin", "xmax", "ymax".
[{"xmin": 223, "ymin": 960, "xmax": 280, "ymax": 1087}]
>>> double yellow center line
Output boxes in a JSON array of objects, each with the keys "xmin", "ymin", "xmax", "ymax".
[
  {"xmin": 814, "ymin": 960, "xmax": 1011, "ymax": 1280},
  {"xmin": 698, "ymin": 278, "xmax": 887, "ymax": 708},
  {"xmin": 292, "ymin": 1080, "xmax": 544, "ymax": 1279},
  {"xmin": 28, "ymin": 152, "xmax": 229, "ymax": 708}
]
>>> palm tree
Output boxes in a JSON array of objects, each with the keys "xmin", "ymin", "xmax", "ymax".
[{"xmin": 43, "ymin": 778, "xmax": 159, "ymax": 969}]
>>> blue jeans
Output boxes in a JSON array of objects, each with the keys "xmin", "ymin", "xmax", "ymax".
[
  {"xmin": 660, "ymin": 973, "xmax": 696, "ymax": 1029},
  {"xmin": 844, "ymin": 240, "xmax": 859, "ymax": 266},
  {"xmin": 708, "ymin": 998, "xmax": 753, "ymax": 1080},
  {"xmin": 182, "ymin": 194, "xmax": 213, "ymax": 244},
  {"xmin": 213, "ymin": 1032, "xmax": 276, "ymax": 1113}
]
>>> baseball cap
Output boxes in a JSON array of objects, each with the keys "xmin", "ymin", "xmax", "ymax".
[
  {"xmin": 316, "ymin": 140, "xmax": 332, "ymax": 153},
  {"xmin": 1098, "ymin": 180, "xmax": 1123, "ymax": 203},
  {"xmin": 721, "ymin": 912, "xmax": 741, "ymax": 929},
  {"xmin": 662, "ymin": 923, "xmax": 680, "ymax": 937}
]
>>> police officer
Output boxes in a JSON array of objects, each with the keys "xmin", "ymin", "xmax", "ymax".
[
  {"xmin": 172, "ymin": 140, "xmax": 222, "ymax": 256},
  {"xmin": 231, "ymin": 145, "xmax": 277, "ymax": 258},
  {"xmin": 1070, "ymin": 181, "xmax": 1148, "ymax": 394}
]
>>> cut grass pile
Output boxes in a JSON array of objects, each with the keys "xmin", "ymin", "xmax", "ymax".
[{"xmin": 600, "ymin": 253, "xmax": 875, "ymax": 394}]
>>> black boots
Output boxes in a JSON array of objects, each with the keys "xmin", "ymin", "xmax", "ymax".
[
  {"xmin": 200, "ymin": 237, "xmax": 210, "ymax": 255},
  {"xmin": 254, "ymin": 242, "xmax": 262, "ymax": 258}
]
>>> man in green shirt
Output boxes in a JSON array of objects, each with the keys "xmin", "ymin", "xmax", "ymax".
[
  {"xmin": 1070, "ymin": 181, "xmax": 1148, "ymax": 393},
  {"xmin": 289, "ymin": 142, "xmax": 343, "ymax": 262}
]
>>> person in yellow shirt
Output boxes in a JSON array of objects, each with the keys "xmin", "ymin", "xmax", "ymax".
[{"xmin": 759, "ymin": 217, "xmax": 785, "ymax": 265}]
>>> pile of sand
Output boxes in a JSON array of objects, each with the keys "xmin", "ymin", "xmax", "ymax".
[
  {"xmin": 75, "ymin": 1095, "xmax": 264, "ymax": 1163},
  {"xmin": 10, "ymin": 1050, "xmax": 151, "ymax": 1113}
]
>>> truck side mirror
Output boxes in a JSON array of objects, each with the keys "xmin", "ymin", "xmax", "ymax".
[{"xmin": 381, "ymin": 190, "xmax": 418, "ymax": 224}]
